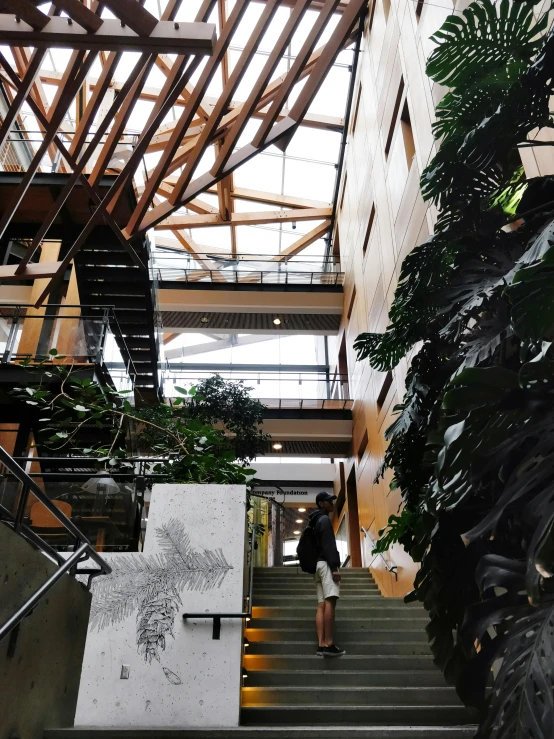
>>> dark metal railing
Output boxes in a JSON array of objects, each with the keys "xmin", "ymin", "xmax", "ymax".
[{"xmin": 0, "ymin": 445, "xmax": 111, "ymax": 644}]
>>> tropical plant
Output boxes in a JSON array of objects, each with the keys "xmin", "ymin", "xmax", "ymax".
[
  {"xmin": 11, "ymin": 357, "xmax": 259, "ymax": 485},
  {"xmin": 157, "ymin": 373, "xmax": 269, "ymax": 462},
  {"xmin": 354, "ymin": 0, "xmax": 554, "ymax": 735}
]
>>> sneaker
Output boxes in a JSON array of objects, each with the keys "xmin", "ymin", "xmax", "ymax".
[
  {"xmin": 316, "ymin": 646, "xmax": 325, "ymax": 656},
  {"xmin": 323, "ymin": 644, "xmax": 345, "ymax": 658}
]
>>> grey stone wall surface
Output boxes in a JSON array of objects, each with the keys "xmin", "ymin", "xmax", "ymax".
[{"xmin": 0, "ymin": 524, "xmax": 92, "ymax": 739}]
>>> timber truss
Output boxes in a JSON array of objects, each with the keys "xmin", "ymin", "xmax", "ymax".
[{"xmin": 0, "ymin": 0, "xmax": 364, "ymax": 305}]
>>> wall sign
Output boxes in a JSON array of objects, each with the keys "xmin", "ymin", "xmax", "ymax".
[{"xmin": 254, "ymin": 485, "xmax": 334, "ymax": 505}]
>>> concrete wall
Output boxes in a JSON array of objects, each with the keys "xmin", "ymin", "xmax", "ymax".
[
  {"xmin": 0, "ymin": 524, "xmax": 91, "ymax": 739},
  {"xmin": 75, "ymin": 484, "xmax": 246, "ymax": 728}
]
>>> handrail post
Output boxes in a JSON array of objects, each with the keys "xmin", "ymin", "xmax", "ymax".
[
  {"xmin": 2, "ymin": 306, "xmax": 19, "ymax": 364},
  {"xmin": 13, "ymin": 483, "xmax": 29, "ymax": 533}
]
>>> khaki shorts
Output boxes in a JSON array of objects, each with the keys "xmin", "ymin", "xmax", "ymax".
[{"xmin": 315, "ymin": 560, "xmax": 340, "ymax": 603}]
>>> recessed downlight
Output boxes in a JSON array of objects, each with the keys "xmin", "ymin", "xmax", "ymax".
[
  {"xmin": 272, "ymin": 442, "xmax": 283, "ymax": 450},
  {"xmin": 273, "ymin": 317, "xmax": 281, "ymax": 325},
  {"xmin": 298, "ymin": 508, "xmax": 306, "ymax": 512},
  {"xmin": 293, "ymin": 530, "xmax": 301, "ymax": 535}
]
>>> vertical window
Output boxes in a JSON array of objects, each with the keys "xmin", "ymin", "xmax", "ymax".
[
  {"xmin": 362, "ymin": 204, "xmax": 376, "ymax": 258},
  {"xmin": 351, "ymin": 84, "xmax": 362, "ymax": 134},
  {"xmin": 357, "ymin": 429, "xmax": 369, "ymax": 462},
  {"xmin": 376, "ymin": 371, "xmax": 393, "ymax": 413},
  {"xmin": 347, "ymin": 286, "xmax": 357, "ymax": 319},
  {"xmin": 340, "ymin": 173, "xmax": 348, "ymax": 210},
  {"xmin": 400, "ymin": 100, "xmax": 415, "ymax": 169},
  {"xmin": 384, "ymin": 78, "xmax": 405, "ymax": 158}
]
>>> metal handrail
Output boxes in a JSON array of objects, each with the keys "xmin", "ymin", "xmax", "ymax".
[
  {"xmin": 182, "ymin": 522, "xmax": 256, "ymax": 640},
  {"xmin": 361, "ymin": 526, "xmax": 398, "ymax": 581},
  {"xmin": 0, "ymin": 445, "xmax": 111, "ymax": 643}
]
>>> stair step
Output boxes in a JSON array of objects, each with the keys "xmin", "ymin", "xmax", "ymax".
[
  {"xmin": 249, "ymin": 618, "xmax": 427, "ymax": 630},
  {"xmin": 240, "ymin": 706, "xmax": 474, "ymax": 727},
  {"xmin": 246, "ymin": 642, "xmax": 431, "ymax": 656},
  {"xmin": 44, "ymin": 727, "xmax": 479, "ymax": 738},
  {"xmin": 253, "ymin": 586, "xmax": 380, "ymax": 593},
  {"xmin": 245, "ymin": 629, "xmax": 428, "ymax": 643},
  {"xmin": 245, "ymin": 670, "xmax": 448, "ymax": 688},
  {"xmin": 250, "ymin": 614, "xmax": 426, "ymax": 626},
  {"xmin": 251, "ymin": 605, "xmax": 422, "ymax": 617},
  {"xmin": 243, "ymin": 655, "xmax": 438, "ymax": 672},
  {"xmin": 253, "ymin": 596, "xmax": 384, "ymax": 605},
  {"xmin": 242, "ymin": 686, "xmax": 459, "ymax": 707},
  {"xmin": 253, "ymin": 573, "xmax": 375, "ymax": 579}
]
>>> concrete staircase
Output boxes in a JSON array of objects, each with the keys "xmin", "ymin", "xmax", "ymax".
[
  {"xmin": 43, "ymin": 568, "xmax": 477, "ymax": 739},
  {"xmin": 241, "ymin": 567, "xmax": 477, "ymax": 737}
]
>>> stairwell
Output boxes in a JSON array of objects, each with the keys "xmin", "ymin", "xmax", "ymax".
[
  {"xmin": 74, "ymin": 227, "xmax": 160, "ymax": 401},
  {"xmin": 43, "ymin": 567, "xmax": 478, "ymax": 739},
  {"xmin": 241, "ymin": 566, "xmax": 477, "ymax": 737}
]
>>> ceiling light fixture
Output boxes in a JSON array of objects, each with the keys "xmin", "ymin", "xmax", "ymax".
[
  {"xmin": 296, "ymin": 519, "xmax": 303, "ymax": 523},
  {"xmin": 273, "ymin": 317, "xmax": 281, "ymax": 325},
  {"xmin": 293, "ymin": 530, "xmax": 301, "ymax": 535},
  {"xmin": 272, "ymin": 442, "xmax": 283, "ymax": 450},
  {"xmin": 298, "ymin": 508, "xmax": 306, "ymax": 513},
  {"xmin": 200, "ymin": 317, "xmax": 209, "ymax": 324}
]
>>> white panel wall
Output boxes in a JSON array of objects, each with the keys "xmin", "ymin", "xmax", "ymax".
[{"xmin": 75, "ymin": 484, "xmax": 246, "ymax": 728}]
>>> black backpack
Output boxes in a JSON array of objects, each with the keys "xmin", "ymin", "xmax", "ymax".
[{"xmin": 296, "ymin": 525, "xmax": 319, "ymax": 574}]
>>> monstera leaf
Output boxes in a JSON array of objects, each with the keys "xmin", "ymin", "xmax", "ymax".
[
  {"xmin": 426, "ymin": 0, "xmax": 546, "ymax": 88},
  {"xmin": 464, "ymin": 555, "xmax": 554, "ymax": 739}
]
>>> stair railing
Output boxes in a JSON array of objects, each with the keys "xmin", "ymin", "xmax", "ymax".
[
  {"xmin": 361, "ymin": 526, "xmax": 398, "ymax": 581},
  {"xmin": 0, "ymin": 445, "xmax": 111, "ymax": 644}
]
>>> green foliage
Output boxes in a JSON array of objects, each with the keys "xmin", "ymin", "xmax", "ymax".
[
  {"xmin": 354, "ymin": 1, "xmax": 554, "ymax": 735},
  {"xmin": 11, "ymin": 361, "xmax": 259, "ymax": 485}
]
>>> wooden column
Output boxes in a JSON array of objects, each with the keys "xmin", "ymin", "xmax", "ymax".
[
  {"xmin": 17, "ymin": 241, "xmax": 61, "ymax": 359},
  {"xmin": 55, "ymin": 263, "xmax": 83, "ymax": 361}
]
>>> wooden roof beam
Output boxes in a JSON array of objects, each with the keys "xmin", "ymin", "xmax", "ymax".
[
  {"xmin": 253, "ymin": 0, "xmax": 341, "ymax": 148},
  {"xmin": 212, "ymin": 0, "xmax": 312, "ymax": 176},
  {"xmin": 0, "ymin": 16, "xmax": 216, "ymax": 54},
  {"xmin": 99, "ymin": 0, "xmax": 157, "ymax": 36},
  {"xmin": 171, "ymin": 0, "xmax": 282, "ymax": 202},
  {"xmin": 272, "ymin": 220, "xmax": 331, "ymax": 260},
  {"xmin": 0, "ymin": 0, "xmax": 49, "ymax": 29},
  {"xmin": 132, "ymin": 4, "xmax": 363, "ymax": 236},
  {"xmin": 156, "ymin": 207, "xmax": 332, "ymax": 230},
  {"xmin": 126, "ymin": 0, "xmax": 250, "ymax": 236},
  {"xmin": 51, "ymin": 0, "xmax": 103, "ymax": 33},
  {"xmin": 275, "ymin": 0, "xmax": 365, "ymax": 152},
  {"xmin": 0, "ymin": 49, "xmax": 98, "ymax": 244},
  {"xmin": 231, "ymin": 186, "xmax": 331, "ymax": 210}
]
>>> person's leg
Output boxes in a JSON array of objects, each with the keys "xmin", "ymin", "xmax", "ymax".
[
  {"xmin": 316, "ymin": 602, "xmax": 325, "ymax": 646},
  {"xmin": 323, "ymin": 596, "xmax": 337, "ymax": 646}
]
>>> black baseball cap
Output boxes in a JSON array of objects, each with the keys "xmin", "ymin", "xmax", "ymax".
[{"xmin": 316, "ymin": 491, "xmax": 337, "ymax": 505}]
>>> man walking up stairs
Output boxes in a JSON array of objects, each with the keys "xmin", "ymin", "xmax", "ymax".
[{"xmin": 242, "ymin": 567, "xmax": 477, "ymax": 737}]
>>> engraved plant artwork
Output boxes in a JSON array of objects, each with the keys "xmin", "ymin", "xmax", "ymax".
[{"xmin": 89, "ymin": 518, "xmax": 233, "ymax": 663}]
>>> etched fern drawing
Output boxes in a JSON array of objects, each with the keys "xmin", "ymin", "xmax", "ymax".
[{"xmin": 89, "ymin": 518, "xmax": 233, "ymax": 663}]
